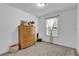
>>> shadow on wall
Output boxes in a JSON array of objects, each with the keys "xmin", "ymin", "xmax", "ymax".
[{"xmin": 11, "ymin": 26, "xmax": 18, "ymax": 46}]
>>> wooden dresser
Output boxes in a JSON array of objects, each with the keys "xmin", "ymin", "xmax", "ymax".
[{"xmin": 18, "ymin": 25, "xmax": 35, "ymax": 49}]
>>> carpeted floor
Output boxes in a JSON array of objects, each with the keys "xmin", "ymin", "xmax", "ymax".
[{"xmin": 4, "ymin": 42, "xmax": 75, "ymax": 56}]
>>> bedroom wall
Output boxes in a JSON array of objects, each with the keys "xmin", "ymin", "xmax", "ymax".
[
  {"xmin": 0, "ymin": 4, "xmax": 38, "ymax": 54},
  {"xmin": 38, "ymin": 7, "xmax": 77, "ymax": 48},
  {"xmin": 77, "ymin": 4, "xmax": 79, "ymax": 55}
]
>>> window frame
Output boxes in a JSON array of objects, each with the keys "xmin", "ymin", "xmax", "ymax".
[{"xmin": 46, "ymin": 17, "xmax": 58, "ymax": 36}]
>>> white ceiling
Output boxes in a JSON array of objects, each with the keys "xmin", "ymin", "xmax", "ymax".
[{"xmin": 7, "ymin": 3, "xmax": 77, "ymax": 17}]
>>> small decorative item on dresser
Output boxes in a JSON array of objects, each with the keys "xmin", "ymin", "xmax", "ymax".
[
  {"xmin": 31, "ymin": 21, "xmax": 35, "ymax": 24},
  {"xmin": 21, "ymin": 20, "xmax": 28, "ymax": 26},
  {"xmin": 28, "ymin": 21, "xmax": 35, "ymax": 25}
]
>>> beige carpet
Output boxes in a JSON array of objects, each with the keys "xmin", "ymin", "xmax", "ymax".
[{"xmin": 4, "ymin": 42, "xmax": 75, "ymax": 56}]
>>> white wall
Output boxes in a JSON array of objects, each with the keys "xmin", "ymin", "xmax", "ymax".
[
  {"xmin": 0, "ymin": 4, "xmax": 38, "ymax": 54},
  {"xmin": 38, "ymin": 7, "xmax": 77, "ymax": 48},
  {"xmin": 77, "ymin": 4, "xmax": 79, "ymax": 54}
]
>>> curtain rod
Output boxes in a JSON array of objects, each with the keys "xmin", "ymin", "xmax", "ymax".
[{"xmin": 45, "ymin": 15, "xmax": 59, "ymax": 19}]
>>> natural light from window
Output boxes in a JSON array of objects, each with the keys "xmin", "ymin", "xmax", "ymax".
[{"xmin": 46, "ymin": 17, "xmax": 58, "ymax": 36}]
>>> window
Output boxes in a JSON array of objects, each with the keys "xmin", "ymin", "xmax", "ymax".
[{"xmin": 46, "ymin": 17, "xmax": 58, "ymax": 36}]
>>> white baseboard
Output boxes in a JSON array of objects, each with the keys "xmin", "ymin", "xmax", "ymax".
[{"xmin": 42, "ymin": 40, "xmax": 75, "ymax": 49}]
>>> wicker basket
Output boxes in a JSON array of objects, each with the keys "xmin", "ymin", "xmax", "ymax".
[{"xmin": 9, "ymin": 44, "xmax": 19, "ymax": 53}]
